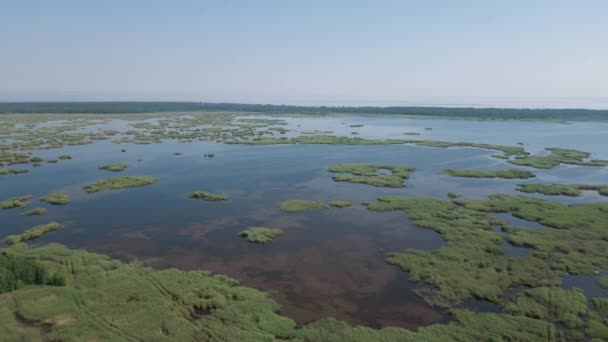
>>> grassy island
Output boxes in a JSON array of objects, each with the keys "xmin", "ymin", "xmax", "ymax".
[
  {"xmin": 509, "ymin": 147, "xmax": 608, "ymax": 169},
  {"xmin": 83, "ymin": 176, "xmax": 158, "ymax": 193},
  {"xmin": 516, "ymin": 183, "xmax": 608, "ymax": 197},
  {"xmin": 40, "ymin": 191, "xmax": 70, "ymax": 205},
  {"xmin": 443, "ymin": 169, "xmax": 536, "ymax": 179},
  {"xmin": 0, "ymin": 168, "xmax": 28, "ymax": 176},
  {"xmin": 329, "ymin": 201, "xmax": 352, "ymax": 208},
  {"xmin": 99, "ymin": 163, "xmax": 128, "ymax": 172},
  {"xmin": 1, "ymin": 195, "xmax": 32, "ymax": 209},
  {"xmin": 279, "ymin": 200, "xmax": 328, "ymax": 212},
  {"xmin": 188, "ymin": 191, "xmax": 229, "ymax": 201},
  {"xmin": 21, "ymin": 207, "xmax": 48, "ymax": 216},
  {"xmin": 4, "ymin": 222, "xmax": 63, "ymax": 245},
  {"xmin": 328, "ymin": 163, "xmax": 415, "ymax": 188},
  {"xmin": 447, "ymin": 192, "xmax": 460, "ymax": 199},
  {"xmin": 239, "ymin": 227, "xmax": 284, "ymax": 244}
]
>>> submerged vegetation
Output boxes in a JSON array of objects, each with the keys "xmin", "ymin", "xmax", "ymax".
[
  {"xmin": 83, "ymin": 176, "xmax": 158, "ymax": 193},
  {"xmin": 509, "ymin": 147, "xmax": 608, "ymax": 169},
  {"xmin": 516, "ymin": 183, "xmax": 608, "ymax": 197},
  {"xmin": 240, "ymin": 227, "xmax": 284, "ymax": 244},
  {"xmin": 99, "ymin": 163, "xmax": 128, "ymax": 172},
  {"xmin": 40, "ymin": 191, "xmax": 70, "ymax": 205},
  {"xmin": 1, "ymin": 195, "xmax": 32, "ymax": 209},
  {"xmin": 280, "ymin": 200, "xmax": 328, "ymax": 212},
  {"xmin": 328, "ymin": 163, "xmax": 416, "ymax": 188},
  {"xmin": 0, "ymin": 168, "xmax": 28, "ymax": 176},
  {"xmin": 188, "ymin": 191, "xmax": 229, "ymax": 201},
  {"xmin": 4, "ymin": 222, "xmax": 63, "ymax": 245},
  {"xmin": 443, "ymin": 168, "xmax": 536, "ymax": 179}
]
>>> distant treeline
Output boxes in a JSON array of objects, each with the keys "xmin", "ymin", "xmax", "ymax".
[{"xmin": 1, "ymin": 101, "xmax": 607, "ymax": 121}]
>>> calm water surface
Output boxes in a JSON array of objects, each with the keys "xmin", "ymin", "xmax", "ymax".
[{"xmin": 1, "ymin": 116, "xmax": 607, "ymax": 329}]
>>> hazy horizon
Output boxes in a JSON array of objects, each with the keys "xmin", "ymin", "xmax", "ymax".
[{"xmin": 2, "ymin": 1, "xmax": 607, "ymax": 109}]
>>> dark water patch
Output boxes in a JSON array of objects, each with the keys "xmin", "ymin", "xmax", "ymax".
[
  {"xmin": 562, "ymin": 274, "xmax": 607, "ymax": 299},
  {"xmin": 493, "ymin": 213, "xmax": 547, "ymax": 229}
]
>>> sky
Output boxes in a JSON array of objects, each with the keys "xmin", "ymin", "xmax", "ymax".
[{"xmin": 1, "ymin": 0, "xmax": 607, "ymax": 108}]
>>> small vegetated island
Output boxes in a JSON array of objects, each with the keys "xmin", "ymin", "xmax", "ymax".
[
  {"xmin": 4, "ymin": 222, "xmax": 63, "ymax": 245},
  {"xmin": 279, "ymin": 200, "xmax": 328, "ymax": 212},
  {"xmin": 188, "ymin": 191, "xmax": 229, "ymax": 201},
  {"xmin": 21, "ymin": 207, "xmax": 48, "ymax": 216},
  {"xmin": 329, "ymin": 200, "xmax": 352, "ymax": 208},
  {"xmin": 40, "ymin": 191, "xmax": 70, "ymax": 205},
  {"xmin": 0, "ymin": 168, "xmax": 28, "ymax": 176},
  {"xmin": 328, "ymin": 163, "xmax": 415, "ymax": 188},
  {"xmin": 1, "ymin": 195, "xmax": 32, "ymax": 209},
  {"xmin": 509, "ymin": 147, "xmax": 608, "ymax": 169},
  {"xmin": 443, "ymin": 168, "xmax": 536, "ymax": 179},
  {"xmin": 517, "ymin": 183, "xmax": 608, "ymax": 197},
  {"xmin": 239, "ymin": 227, "xmax": 284, "ymax": 244},
  {"xmin": 83, "ymin": 176, "xmax": 158, "ymax": 193},
  {"xmin": 99, "ymin": 163, "xmax": 128, "ymax": 172}
]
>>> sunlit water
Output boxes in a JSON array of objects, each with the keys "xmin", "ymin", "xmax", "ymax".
[{"xmin": 1, "ymin": 115, "xmax": 607, "ymax": 329}]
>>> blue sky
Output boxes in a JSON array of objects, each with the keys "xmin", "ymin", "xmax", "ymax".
[{"xmin": 1, "ymin": 1, "xmax": 607, "ymax": 107}]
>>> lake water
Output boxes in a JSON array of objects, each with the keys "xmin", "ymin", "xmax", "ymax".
[{"xmin": 1, "ymin": 115, "xmax": 607, "ymax": 329}]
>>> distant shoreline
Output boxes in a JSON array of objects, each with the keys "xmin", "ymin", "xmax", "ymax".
[{"xmin": 0, "ymin": 101, "xmax": 607, "ymax": 122}]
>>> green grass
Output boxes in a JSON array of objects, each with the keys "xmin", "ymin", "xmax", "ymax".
[
  {"xmin": 329, "ymin": 201, "xmax": 352, "ymax": 208},
  {"xmin": 1, "ymin": 195, "xmax": 33, "ymax": 209},
  {"xmin": 99, "ymin": 163, "xmax": 128, "ymax": 172},
  {"xmin": 279, "ymin": 200, "xmax": 328, "ymax": 212},
  {"xmin": 239, "ymin": 227, "xmax": 284, "ymax": 244},
  {"xmin": 4, "ymin": 222, "xmax": 63, "ymax": 245},
  {"xmin": 328, "ymin": 163, "xmax": 416, "ymax": 188},
  {"xmin": 188, "ymin": 191, "xmax": 229, "ymax": 201},
  {"xmin": 83, "ymin": 176, "xmax": 158, "ymax": 193},
  {"xmin": 516, "ymin": 183, "xmax": 608, "ymax": 197},
  {"xmin": 447, "ymin": 192, "xmax": 460, "ymax": 199},
  {"xmin": 58, "ymin": 155, "xmax": 72, "ymax": 160},
  {"xmin": 21, "ymin": 207, "xmax": 48, "ymax": 216},
  {"xmin": 443, "ymin": 169, "xmax": 536, "ymax": 179},
  {"xmin": 366, "ymin": 196, "xmax": 560, "ymax": 308},
  {"xmin": 509, "ymin": 147, "xmax": 608, "ymax": 169},
  {"xmin": 0, "ymin": 243, "xmax": 572, "ymax": 341},
  {"xmin": 0, "ymin": 168, "xmax": 28, "ymax": 176},
  {"xmin": 599, "ymin": 275, "xmax": 608, "ymax": 289},
  {"xmin": 40, "ymin": 191, "xmax": 70, "ymax": 205}
]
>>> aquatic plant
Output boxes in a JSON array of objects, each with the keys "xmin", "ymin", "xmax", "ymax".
[
  {"xmin": 279, "ymin": 200, "xmax": 328, "ymax": 212},
  {"xmin": 83, "ymin": 176, "xmax": 158, "ymax": 193},
  {"xmin": 403, "ymin": 132, "xmax": 421, "ymax": 135},
  {"xmin": 447, "ymin": 192, "xmax": 460, "ymax": 199},
  {"xmin": 328, "ymin": 163, "xmax": 415, "ymax": 188},
  {"xmin": 0, "ymin": 168, "xmax": 28, "ymax": 176},
  {"xmin": 21, "ymin": 207, "xmax": 48, "ymax": 216},
  {"xmin": 516, "ymin": 183, "xmax": 608, "ymax": 197},
  {"xmin": 188, "ymin": 191, "xmax": 229, "ymax": 201},
  {"xmin": 509, "ymin": 147, "xmax": 608, "ymax": 169},
  {"xmin": 239, "ymin": 227, "xmax": 284, "ymax": 244},
  {"xmin": 1, "ymin": 195, "xmax": 33, "ymax": 209},
  {"xmin": 57, "ymin": 154, "xmax": 72, "ymax": 160},
  {"xmin": 4, "ymin": 222, "xmax": 63, "ymax": 245},
  {"xmin": 99, "ymin": 163, "xmax": 129, "ymax": 172},
  {"xmin": 443, "ymin": 169, "xmax": 536, "ymax": 179},
  {"xmin": 329, "ymin": 201, "xmax": 352, "ymax": 208},
  {"xmin": 40, "ymin": 191, "xmax": 70, "ymax": 205}
]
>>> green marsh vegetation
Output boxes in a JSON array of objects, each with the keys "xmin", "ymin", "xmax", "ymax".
[
  {"xmin": 21, "ymin": 207, "xmax": 48, "ymax": 216},
  {"xmin": 447, "ymin": 192, "xmax": 460, "ymax": 199},
  {"xmin": 516, "ymin": 183, "xmax": 608, "ymax": 197},
  {"xmin": 443, "ymin": 168, "xmax": 536, "ymax": 179},
  {"xmin": 83, "ymin": 176, "xmax": 158, "ymax": 193},
  {"xmin": 509, "ymin": 147, "xmax": 608, "ymax": 169},
  {"xmin": 99, "ymin": 163, "xmax": 129, "ymax": 172},
  {"xmin": 0, "ymin": 168, "xmax": 28, "ymax": 176},
  {"xmin": 188, "ymin": 191, "xmax": 229, "ymax": 201},
  {"xmin": 0, "ymin": 243, "xmax": 583, "ymax": 341},
  {"xmin": 598, "ymin": 275, "xmax": 608, "ymax": 289},
  {"xmin": 349, "ymin": 124, "xmax": 364, "ymax": 128},
  {"xmin": 4, "ymin": 222, "xmax": 63, "ymax": 245},
  {"xmin": 1, "ymin": 195, "xmax": 32, "ymax": 209},
  {"xmin": 403, "ymin": 132, "xmax": 421, "ymax": 135},
  {"xmin": 40, "ymin": 191, "xmax": 70, "ymax": 205},
  {"xmin": 328, "ymin": 163, "xmax": 415, "ymax": 188},
  {"xmin": 57, "ymin": 154, "xmax": 72, "ymax": 160},
  {"xmin": 329, "ymin": 201, "xmax": 352, "ymax": 208},
  {"xmin": 239, "ymin": 227, "xmax": 284, "ymax": 244},
  {"xmin": 0, "ymin": 252, "xmax": 64, "ymax": 294},
  {"xmin": 279, "ymin": 200, "xmax": 328, "ymax": 212}
]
